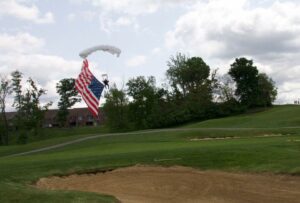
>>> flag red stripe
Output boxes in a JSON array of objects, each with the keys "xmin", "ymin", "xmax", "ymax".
[
  {"xmin": 77, "ymin": 83, "xmax": 99, "ymax": 111},
  {"xmin": 79, "ymin": 68, "xmax": 99, "ymax": 105},
  {"xmin": 75, "ymin": 85, "xmax": 98, "ymax": 115},
  {"xmin": 76, "ymin": 76, "xmax": 99, "ymax": 107},
  {"xmin": 75, "ymin": 59, "xmax": 101, "ymax": 117},
  {"xmin": 76, "ymin": 66, "xmax": 98, "ymax": 104}
]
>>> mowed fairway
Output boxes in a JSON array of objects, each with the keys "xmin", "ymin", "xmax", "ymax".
[{"xmin": 1, "ymin": 105, "xmax": 300, "ymax": 202}]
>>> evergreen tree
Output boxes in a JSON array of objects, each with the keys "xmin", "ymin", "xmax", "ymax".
[{"xmin": 56, "ymin": 78, "xmax": 81, "ymax": 127}]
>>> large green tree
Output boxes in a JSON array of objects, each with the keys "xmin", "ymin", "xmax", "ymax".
[
  {"xmin": 166, "ymin": 54, "xmax": 213, "ymax": 120},
  {"xmin": 11, "ymin": 71, "xmax": 23, "ymax": 112},
  {"xmin": 184, "ymin": 57, "xmax": 211, "ymax": 93},
  {"xmin": 11, "ymin": 71, "xmax": 52, "ymax": 143},
  {"xmin": 126, "ymin": 76, "xmax": 157, "ymax": 129},
  {"xmin": 228, "ymin": 58, "xmax": 259, "ymax": 107},
  {"xmin": 103, "ymin": 84, "xmax": 129, "ymax": 130},
  {"xmin": 229, "ymin": 58, "xmax": 277, "ymax": 108},
  {"xmin": 167, "ymin": 54, "xmax": 211, "ymax": 95},
  {"xmin": 166, "ymin": 53, "xmax": 189, "ymax": 97},
  {"xmin": 22, "ymin": 78, "xmax": 52, "ymax": 135},
  {"xmin": 56, "ymin": 78, "xmax": 81, "ymax": 127},
  {"xmin": 217, "ymin": 74, "xmax": 236, "ymax": 103},
  {"xmin": 256, "ymin": 73, "xmax": 277, "ymax": 107},
  {"xmin": 0, "ymin": 76, "xmax": 12, "ymax": 145}
]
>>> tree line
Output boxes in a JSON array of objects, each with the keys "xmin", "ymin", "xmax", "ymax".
[
  {"xmin": 0, "ymin": 54, "xmax": 277, "ymax": 145},
  {"xmin": 103, "ymin": 54, "xmax": 277, "ymax": 130},
  {"xmin": 0, "ymin": 71, "xmax": 52, "ymax": 144}
]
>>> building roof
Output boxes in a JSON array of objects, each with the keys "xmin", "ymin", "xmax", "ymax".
[{"xmin": 6, "ymin": 108, "xmax": 104, "ymax": 122}]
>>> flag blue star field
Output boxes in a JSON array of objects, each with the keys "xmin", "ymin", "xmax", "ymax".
[{"xmin": 75, "ymin": 59, "xmax": 105, "ymax": 117}]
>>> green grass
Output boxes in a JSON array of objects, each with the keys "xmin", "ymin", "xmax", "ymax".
[
  {"xmin": 0, "ymin": 183, "xmax": 117, "ymax": 203},
  {"xmin": 0, "ymin": 105, "xmax": 300, "ymax": 202},
  {"xmin": 8, "ymin": 125, "xmax": 109, "ymax": 144},
  {"xmin": 184, "ymin": 105, "xmax": 300, "ymax": 128},
  {"xmin": 0, "ymin": 126, "xmax": 111, "ymax": 157}
]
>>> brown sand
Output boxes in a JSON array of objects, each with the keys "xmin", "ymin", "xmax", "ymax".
[{"xmin": 36, "ymin": 166, "xmax": 300, "ymax": 203}]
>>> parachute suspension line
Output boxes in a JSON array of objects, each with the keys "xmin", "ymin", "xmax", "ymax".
[
  {"xmin": 102, "ymin": 63, "xmax": 109, "ymax": 89},
  {"xmin": 101, "ymin": 65, "xmax": 110, "ymax": 101},
  {"xmin": 79, "ymin": 44, "xmax": 121, "ymax": 95},
  {"xmin": 102, "ymin": 74, "xmax": 109, "ymax": 89}
]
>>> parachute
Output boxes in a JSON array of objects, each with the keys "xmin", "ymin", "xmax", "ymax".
[
  {"xmin": 78, "ymin": 45, "xmax": 121, "ymax": 90},
  {"xmin": 79, "ymin": 45, "xmax": 121, "ymax": 59},
  {"xmin": 76, "ymin": 44, "xmax": 121, "ymax": 117}
]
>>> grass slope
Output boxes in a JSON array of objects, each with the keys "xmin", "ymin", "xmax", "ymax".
[
  {"xmin": 0, "ymin": 105, "xmax": 300, "ymax": 202},
  {"xmin": 185, "ymin": 105, "xmax": 300, "ymax": 128},
  {"xmin": 0, "ymin": 126, "xmax": 109, "ymax": 157}
]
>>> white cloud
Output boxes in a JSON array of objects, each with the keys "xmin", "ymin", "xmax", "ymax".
[
  {"xmin": 82, "ymin": 10, "xmax": 97, "ymax": 21},
  {"xmin": 1, "ymin": 53, "xmax": 83, "ymax": 109},
  {"xmin": 72, "ymin": 0, "xmax": 197, "ymax": 15},
  {"xmin": 277, "ymin": 81, "xmax": 300, "ymax": 104},
  {"xmin": 78, "ymin": 0, "xmax": 159, "ymax": 16},
  {"xmin": 0, "ymin": 31, "xmax": 115, "ymax": 110},
  {"xmin": 166, "ymin": 0, "xmax": 300, "ymax": 58},
  {"xmin": 151, "ymin": 47, "xmax": 161, "ymax": 55},
  {"xmin": 0, "ymin": 0, "xmax": 54, "ymax": 24},
  {"xmin": 0, "ymin": 32, "xmax": 80, "ymax": 84},
  {"xmin": 67, "ymin": 13, "xmax": 76, "ymax": 22},
  {"xmin": 0, "ymin": 32, "xmax": 44, "ymax": 54},
  {"xmin": 67, "ymin": 11, "xmax": 98, "ymax": 23},
  {"xmin": 71, "ymin": 0, "xmax": 197, "ymax": 33},
  {"xmin": 0, "ymin": 32, "xmax": 83, "ymax": 110},
  {"xmin": 0, "ymin": 54, "xmax": 80, "ymax": 85},
  {"xmin": 115, "ymin": 16, "xmax": 134, "ymax": 26},
  {"xmin": 99, "ymin": 14, "xmax": 138, "ymax": 33},
  {"xmin": 165, "ymin": 0, "xmax": 300, "ymax": 104},
  {"xmin": 126, "ymin": 55, "xmax": 147, "ymax": 67}
]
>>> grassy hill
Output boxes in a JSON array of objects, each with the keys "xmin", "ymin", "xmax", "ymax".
[
  {"xmin": 185, "ymin": 105, "xmax": 300, "ymax": 128},
  {"xmin": 0, "ymin": 105, "xmax": 299, "ymax": 202}
]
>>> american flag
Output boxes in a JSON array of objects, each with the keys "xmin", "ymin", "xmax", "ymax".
[{"xmin": 75, "ymin": 59, "xmax": 105, "ymax": 117}]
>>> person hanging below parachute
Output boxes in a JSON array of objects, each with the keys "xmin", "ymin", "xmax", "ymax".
[
  {"xmin": 101, "ymin": 74, "xmax": 109, "ymax": 89},
  {"xmin": 75, "ymin": 45, "xmax": 121, "ymax": 117},
  {"xmin": 79, "ymin": 45, "xmax": 121, "ymax": 89}
]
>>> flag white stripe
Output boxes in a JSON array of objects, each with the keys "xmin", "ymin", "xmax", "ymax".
[
  {"xmin": 75, "ymin": 59, "xmax": 101, "ymax": 116},
  {"xmin": 76, "ymin": 76, "xmax": 99, "ymax": 107}
]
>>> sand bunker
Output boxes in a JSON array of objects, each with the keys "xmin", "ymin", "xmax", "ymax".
[{"xmin": 36, "ymin": 166, "xmax": 300, "ymax": 203}]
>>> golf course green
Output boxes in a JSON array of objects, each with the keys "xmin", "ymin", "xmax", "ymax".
[{"xmin": 0, "ymin": 105, "xmax": 300, "ymax": 202}]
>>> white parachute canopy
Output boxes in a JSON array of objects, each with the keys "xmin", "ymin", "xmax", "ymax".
[{"xmin": 79, "ymin": 45, "xmax": 121, "ymax": 59}]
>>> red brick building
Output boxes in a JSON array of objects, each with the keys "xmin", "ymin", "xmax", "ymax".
[{"xmin": 6, "ymin": 108, "xmax": 105, "ymax": 128}]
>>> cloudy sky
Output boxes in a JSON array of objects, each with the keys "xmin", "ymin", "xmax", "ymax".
[{"xmin": 1, "ymin": 0, "xmax": 300, "ymax": 110}]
